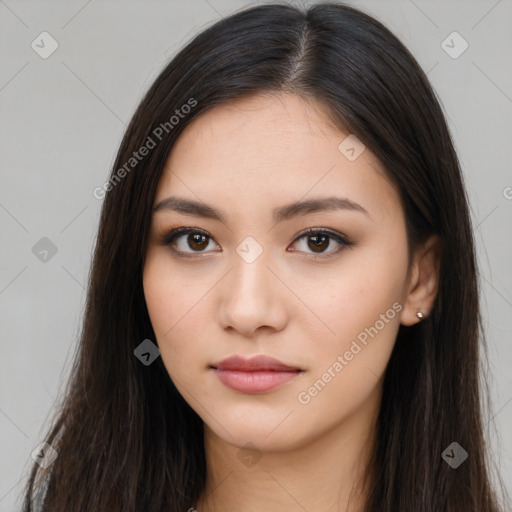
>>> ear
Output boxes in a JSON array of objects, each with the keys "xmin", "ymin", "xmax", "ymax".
[{"xmin": 400, "ymin": 234, "xmax": 442, "ymax": 326}]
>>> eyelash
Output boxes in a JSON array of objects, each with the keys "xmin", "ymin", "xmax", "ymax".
[{"xmin": 160, "ymin": 226, "xmax": 354, "ymax": 259}]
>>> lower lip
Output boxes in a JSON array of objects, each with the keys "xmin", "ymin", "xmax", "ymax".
[{"xmin": 212, "ymin": 369, "xmax": 301, "ymax": 393}]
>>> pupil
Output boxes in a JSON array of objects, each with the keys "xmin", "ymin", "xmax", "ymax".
[
  {"xmin": 309, "ymin": 235, "xmax": 328, "ymax": 253},
  {"xmin": 189, "ymin": 233, "xmax": 208, "ymax": 251}
]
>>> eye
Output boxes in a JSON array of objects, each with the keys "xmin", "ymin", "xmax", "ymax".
[
  {"xmin": 162, "ymin": 227, "xmax": 219, "ymax": 257},
  {"xmin": 288, "ymin": 228, "xmax": 354, "ymax": 258},
  {"xmin": 160, "ymin": 226, "xmax": 354, "ymax": 259}
]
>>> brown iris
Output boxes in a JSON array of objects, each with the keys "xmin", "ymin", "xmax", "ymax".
[
  {"xmin": 307, "ymin": 234, "xmax": 329, "ymax": 253},
  {"xmin": 187, "ymin": 233, "xmax": 209, "ymax": 251}
]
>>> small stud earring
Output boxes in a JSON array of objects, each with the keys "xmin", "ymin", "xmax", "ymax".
[{"xmin": 416, "ymin": 311, "xmax": 424, "ymax": 320}]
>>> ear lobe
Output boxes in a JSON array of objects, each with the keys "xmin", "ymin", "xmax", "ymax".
[{"xmin": 400, "ymin": 235, "xmax": 442, "ymax": 326}]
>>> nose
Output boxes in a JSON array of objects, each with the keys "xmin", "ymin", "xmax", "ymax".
[{"xmin": 217, "ymin": 250, "xmax": 288, "ymax": 337}]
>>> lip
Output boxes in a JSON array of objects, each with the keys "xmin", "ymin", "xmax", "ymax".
[
  {"xmin": 211, "ymin": 355, "xmax": 302, "ymax": 372},
  {"xmin": 210, "ymin": 355, "xmax": 303, "ymax": 393}
]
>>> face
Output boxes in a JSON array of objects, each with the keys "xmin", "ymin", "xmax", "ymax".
[{"xmin": 143, "ymin": 92, "xmax": 412, "ymax": 451}]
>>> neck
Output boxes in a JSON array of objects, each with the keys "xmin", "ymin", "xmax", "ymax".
[{"xmin": 195, "ymin": 382, "xmax": 381, "ymax": 512}]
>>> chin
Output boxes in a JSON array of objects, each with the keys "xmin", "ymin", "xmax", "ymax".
[{"xmin": 204, "ymin": 417, "xmax": 312, "ymax": 453}]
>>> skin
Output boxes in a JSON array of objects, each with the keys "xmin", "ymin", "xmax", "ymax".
[{"xmin": 143, "ymin": 92, "xmax": 440, "ymax": 512}]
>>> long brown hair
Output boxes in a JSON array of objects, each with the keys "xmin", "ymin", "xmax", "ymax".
[{"xmin": 21, "ymin": 3, "xmax": 509, "ymax": 511}]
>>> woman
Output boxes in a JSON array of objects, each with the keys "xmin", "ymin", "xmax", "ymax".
[{"xmin": 22, "ymin": 2, "xmax": 509, "ymax": 511}]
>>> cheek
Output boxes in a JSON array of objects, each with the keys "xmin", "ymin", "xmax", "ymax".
[
  {"xmin": 142, "ymin": 253, "xmax": 205, "ymax": 373},
  {"xmin": 296, "ymin": 237, "xmax": 408, "ymax": 390},
  {"xmin": 143, "ymin": 249, "xmax": 208, "ymax": 333},
  {"xmin": 143, "ymin": 258, "xmax": 177, "ymax": 337},
  {"xmin": 294, "ymin": 276, "xmax": 403, "ymax": 426},
  {"xmin": 298, "ymin": 246, "xmax": 407, "ymax": 343}
]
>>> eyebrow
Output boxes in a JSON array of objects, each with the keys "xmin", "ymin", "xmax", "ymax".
[{"xmin": 152, "ymin": 195, "xmax": 370, "ymax": 224}]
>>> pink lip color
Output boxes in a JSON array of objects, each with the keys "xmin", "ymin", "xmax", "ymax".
[
  {"xmin": 213, "ymin": 368, "xmax": 301, "ymax": 393},
  {"xmin": 210, "ymin": 354, "xmax": 303, "ymax": 393}
]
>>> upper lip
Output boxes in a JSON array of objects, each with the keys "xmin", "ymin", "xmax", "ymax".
[{"xmin": 211, "ymin": 355, "xmax": 302, "ymax": 372}]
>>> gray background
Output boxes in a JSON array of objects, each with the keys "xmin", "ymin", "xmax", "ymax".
[{"xmin": 1, "ymin": 0, "xmax": 511, "ymax": 509}]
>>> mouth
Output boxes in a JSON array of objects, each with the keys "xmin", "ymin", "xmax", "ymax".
[{"xmin": 209, "ymin": 354, "xmax": 304, "ymax": 393}]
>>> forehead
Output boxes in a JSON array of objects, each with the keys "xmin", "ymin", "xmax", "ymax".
[{"xmin": 155, "ymin": 92, "xmax": 401, "ymax": 223}]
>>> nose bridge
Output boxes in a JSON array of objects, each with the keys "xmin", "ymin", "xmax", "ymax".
[
  {"xmin": 230, "ymin": 234, "xmax": 275, "ymax": 300},
  {"xmin": 218, "ymin": 234, "xmax": 285, "ymax": 334}
]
